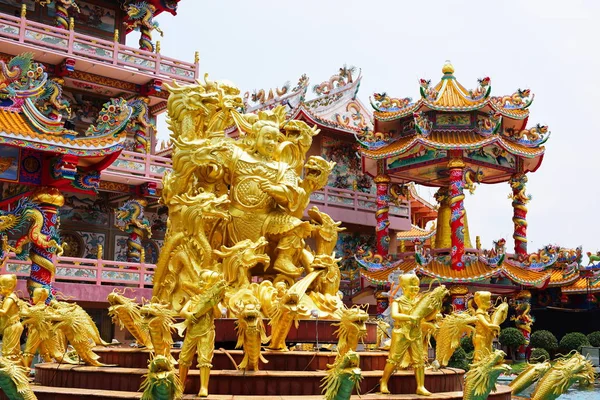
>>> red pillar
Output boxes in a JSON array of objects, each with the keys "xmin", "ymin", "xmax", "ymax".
[
  {"xmin": 28, "ymin": 187, "xmax": 64, "ymax": 301},
  {"xmin": 509, "ymin": 173, "xmax": 529, "ymax": 259},
  {"xmin": 374, "ymin": 174, "xmax": 391, "ymax": 256},
  {"xmin": 448, "ymin": 159, "xmax": 466, "ymax": 270}
]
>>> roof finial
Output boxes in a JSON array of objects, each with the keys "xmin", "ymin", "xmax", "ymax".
[{"xmin": 442, "ymin": 60, "xmax": 454, "ymax": 75}]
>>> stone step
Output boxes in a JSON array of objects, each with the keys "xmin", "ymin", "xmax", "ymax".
[
  {"xmin": 34, "ymin": 363, "xmax": 465, "ymax": 396},
  {"xmin": 94, "ymin": 347, "xmax": 389, "ymax": 370},
  {"xmin": 0, "ymin": 385, "xmax": 513, "ymax": 400}
]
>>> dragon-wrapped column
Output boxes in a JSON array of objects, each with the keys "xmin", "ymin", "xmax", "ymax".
[
  {"xmin": 374, "ymin": 174, "xmax": 391, "ymax": 257},
  {"xmin": 114, "ymin": 199, "xmax": 152, "ymax": 263},
  {"xmin": 28, "ymin": 187, "xmax": 65, "ymax": 300},
  {"xmin": 448, "ymin": 159, "xmax": 466, "ymax": 270},
  {"xmin": 509, "ymin": 173, "xmax": 529, "ymax": 259}
]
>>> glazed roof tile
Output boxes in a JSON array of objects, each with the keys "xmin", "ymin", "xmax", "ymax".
[
  {"xmin": 547, "ymin": 268, "xmax": 581, "ymax": 287},
  {"xmin": 397, "ymin": 225, "xmax": 436, "ymax": 240},
  {"xmin": 561, "ymin": 276, "xmax": 600, "ymax": 294},
  {"xmin": 360, "ymin": 131, "xmax": 544, "ymax": 159}
]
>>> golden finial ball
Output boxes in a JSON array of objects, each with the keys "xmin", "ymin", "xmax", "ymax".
[{"xmin": 442, "ymin": 60, "xmax": 454, "ymax": 75}]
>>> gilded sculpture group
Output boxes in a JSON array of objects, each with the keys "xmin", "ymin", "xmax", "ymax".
[{"xmin": 0, "ymin": 76, "xmax": 595, "ymax": 400}]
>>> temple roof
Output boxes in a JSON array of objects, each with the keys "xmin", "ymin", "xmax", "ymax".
[
  {"xmin": 0, "ymin": 54, "xmax": 131, "ymax": 159},
  {"xmin": 561, "ymin": 275, "xmax": 600, "ymax": 294},
  {"xmin": 358, "ymin": 62, "xmax": 548, "ymax": 187},
  {"xmin": 370, "ymin": 61, "xmax": 534, "ymax": 120},
  {"xmin": 360, "ymin": 131, "xmax": 545, "ymax": 159},
  {"xmin": 244, "ymin": 66, "xmax": 374, "ymax": 135},
  {"xmin": 396, "ymin": 225, "xmax": 436, "ymax": 241},
  {"xmin": 359, "ymin": 256, "xmax": 551, "ymax": 288}
]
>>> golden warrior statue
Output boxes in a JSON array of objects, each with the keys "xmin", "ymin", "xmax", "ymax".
[
  {"xmin": 0, "ymin": 274, "xmax": 24, "ymax": 366},
  {"xmin": 381, "ymin": 274, "xmax": 434, "ymax": 396}
]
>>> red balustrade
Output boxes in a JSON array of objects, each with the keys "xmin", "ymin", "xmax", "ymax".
[{"xmin": 0, "ymin": 10, "xmax": 198, "ymax": 83}]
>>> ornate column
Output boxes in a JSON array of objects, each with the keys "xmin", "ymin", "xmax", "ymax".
[
  {"xmin": 448, "ymin": 159, "xmax": 466, "ymax": 270},
  {"xmin": 509, "ymin": 173, "xmax": 530, "ymax": 259},
  {"xmin": 374, "ymin": 174, "xmax": 391, "ymax": 257},
  {"xmin": 28, "ymin": 187, "xmax": 65, "ymax": 300},
  {"xmin": 114, "ymin": 199, "xmax": 152, "ymax": 263},
  {"xmin": 54, "ymin": 1, "xmax": 79, "ymax": 30},
  {"xmin": 513, "ymin": 290, "xmax": 534, "ymax": 359}
]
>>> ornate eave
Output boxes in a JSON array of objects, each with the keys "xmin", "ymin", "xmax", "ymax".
[
  {"xmin": 359, "ymin": 257, "xmax": 551, "ymax": 288},
  {"xmin": 561, "ymin": 276, "xmax": 600, "ymax": 294},
  {"xmin": 396, "ymin": 225, "xmax": 436, "ymax": 241}
]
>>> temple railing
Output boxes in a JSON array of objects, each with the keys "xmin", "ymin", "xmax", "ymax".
[
  {"xmin": 309, "ymin": 186, "xmax": 410, "ymax": 218},
  {"xmin": 0, "ymin": 11, "xmax": 198, "ymax": 83},
  {"xmin": 103, "ymin": 150, "xmax": 171, "ymax": 185},
  {"xmin": 0, "ymin": 253, "xmax": 155, "ymax": 289},
  {"xmin": 102, "ymin": 150, "xmax": 410, "ymax": 218},
  {"xmin": 103, "ymin": 151, "xmax": 410, "ymax": 219}
]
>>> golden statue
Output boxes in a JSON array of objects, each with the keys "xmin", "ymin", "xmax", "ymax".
[
  {"xmin": 471, "ymin": 291, "xmax": 501, "ymax": 362},
  {"xmin": 0, "ymin": 356, "xmax": 38, "ymax": 400},
  {"xmin": 140, "ymin": 355, "xmax": 183, "ymax": 400},
  {"xmin": 231, "ymin": 289, "xmax": 268, "ymax": 371},
  {"xmin": 176, "ymin": 270, "xmax": 226, "ymax": 398},
  {"xmin": 380, "ymin": 274, "xmax": 448, "ymax": 396},
  {"xmin": 434, "ymin": 313, "xmax": 477, "ymax": 367},
  {"xmin": 0, "ymin": 274, "xmax": 24, "ymax": 366},
  {"xmin": 140, "ymin": 301, "xmax": 177, "ymax": 364},
  {"xmin": 530, "ymin": 352, "xmax": 594, "ymax": 400},
  {"xmin": 21, "ymin": 288, "xmax": 77, "ymax": 367},
  {"xmin": 321, "ymin": 350, "xmax": 362, "ymax": 400},
  {"xmin": 332, "ymin": 306, "xmax": 368, "ymax": 357},
  {"xmin": 462, "ymin": 349, "xmax": 510, "ymax": 400},
  {"xmin": 47, "ymin": 300, "xmax": 107, "ymax": 366},
  {"xmin": 108, "ymin": 291, "xmax": 153, "ymax": 349},
  {"xmin": 509, "ymin": 361, "xmax": 551, "ymax": 395},
  {"xmin": 153, "ymin": 76, "xmax": 344, "ymax": 319}
]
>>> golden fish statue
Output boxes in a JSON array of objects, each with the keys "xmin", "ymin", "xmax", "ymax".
[
  {"xmin": 509, "ymin": 361, "xmax": 551, "ymax": 395},
  {"xmin": 434, "ymin": 313, "xmax": 477, "ymax": 366},
  {"xmin": 321, "ymin": 351, "xmax": 362, "ymax": 400},
  {"xmin": 21, "ymin": 288, "xmax": 77, "ymax": 367},
  {"xmin": 140, "ymin": 355, "xmax": 183, "ymax": 400},
  {"xmin": 266, "ymin": 291, "xmax": 300, "ymax": 351},
  {"xmin": 47, "ymin": 302, "xmax": 104, "ymax": 366},
  {"xmin": 462, "ymin": 349, "xmax": 510, "ymax": 400},
  {"xmin": 531, "ymin": 352, "xmax": 595, "ymax": 400},
  {"xmin": 332, "ymin": 306, "xmax": 368, "ymax": 357},
  {"xmin": 107, "ymin": 291, "xmax": 153, "ymax": 349},
  {"xmin": 140, "ymin": 301, "xmax": 177, "ymax": 364},
  {"xmin": 231, "ymin": 289, "xmax": 268, "ymax": 371},
  {"xmin": 0, "ymin": 356, "xmax": 37, "ymax": 400}
]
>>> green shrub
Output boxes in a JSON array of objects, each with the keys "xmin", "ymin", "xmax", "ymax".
[
  {"xmin": 530, "ymin": 348, "xmax": 550, "ymax": 362},
  {"xmin": 530, "ymin": 330, "xmax": 558, "ymax": 351},
  {"xmin": 448, "ymin": 347, "xmax": 470, "ymax": 371},
  {"xmin": 499, "ymin": 327, "xmax": 526, "ymax": 360},
  {"xmin": 460, "ymin": 335, "xmax": 474, "ymax": 353},
  {"xmin": 559, "ymin": 332, "xmax": 590, "ymax": 353},
  {"xmin": 587, "ymin": 331, "xmax": 600, "ymax": 347},
  {"xmin": 499, "ymin": 328, "xmax": 526, "ymax": 348}
]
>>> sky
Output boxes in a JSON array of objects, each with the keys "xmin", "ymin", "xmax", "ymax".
[{"xmin": 132, "ymin": 0, "xmax": 600, "ymax": 255}]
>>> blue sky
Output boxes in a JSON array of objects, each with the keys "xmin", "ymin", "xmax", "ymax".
[{"xmin": 135, "ymin": 0, "xmax": 600, "ymax": 255}]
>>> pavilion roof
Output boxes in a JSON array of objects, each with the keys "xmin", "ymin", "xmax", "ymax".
[
  {"xmin": 560, "ymin": 275, "xmax": 600, "ymax": 294},
  {"xmin": 359, "ymin": 256, "xmax": 551, "ymax": 288},
  {"xmin": 396, "ymin": 225, "xmax": 436, "ymax": 241}
]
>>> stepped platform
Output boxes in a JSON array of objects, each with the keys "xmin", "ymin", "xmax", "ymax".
[
  {"xmin": 1, "ymin": 385, "xmax": 513, "ymax": 400},
  {"xmin": 94, "ymin": 348, "xmax": 390, "ymax": 370},
  {"xmin": 212, "ymin": 318, "xmax": 378, "ymax": 344},
  {"xmin": 34, "ymin": 363, "xmax": 465, "ymax": 396}
]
